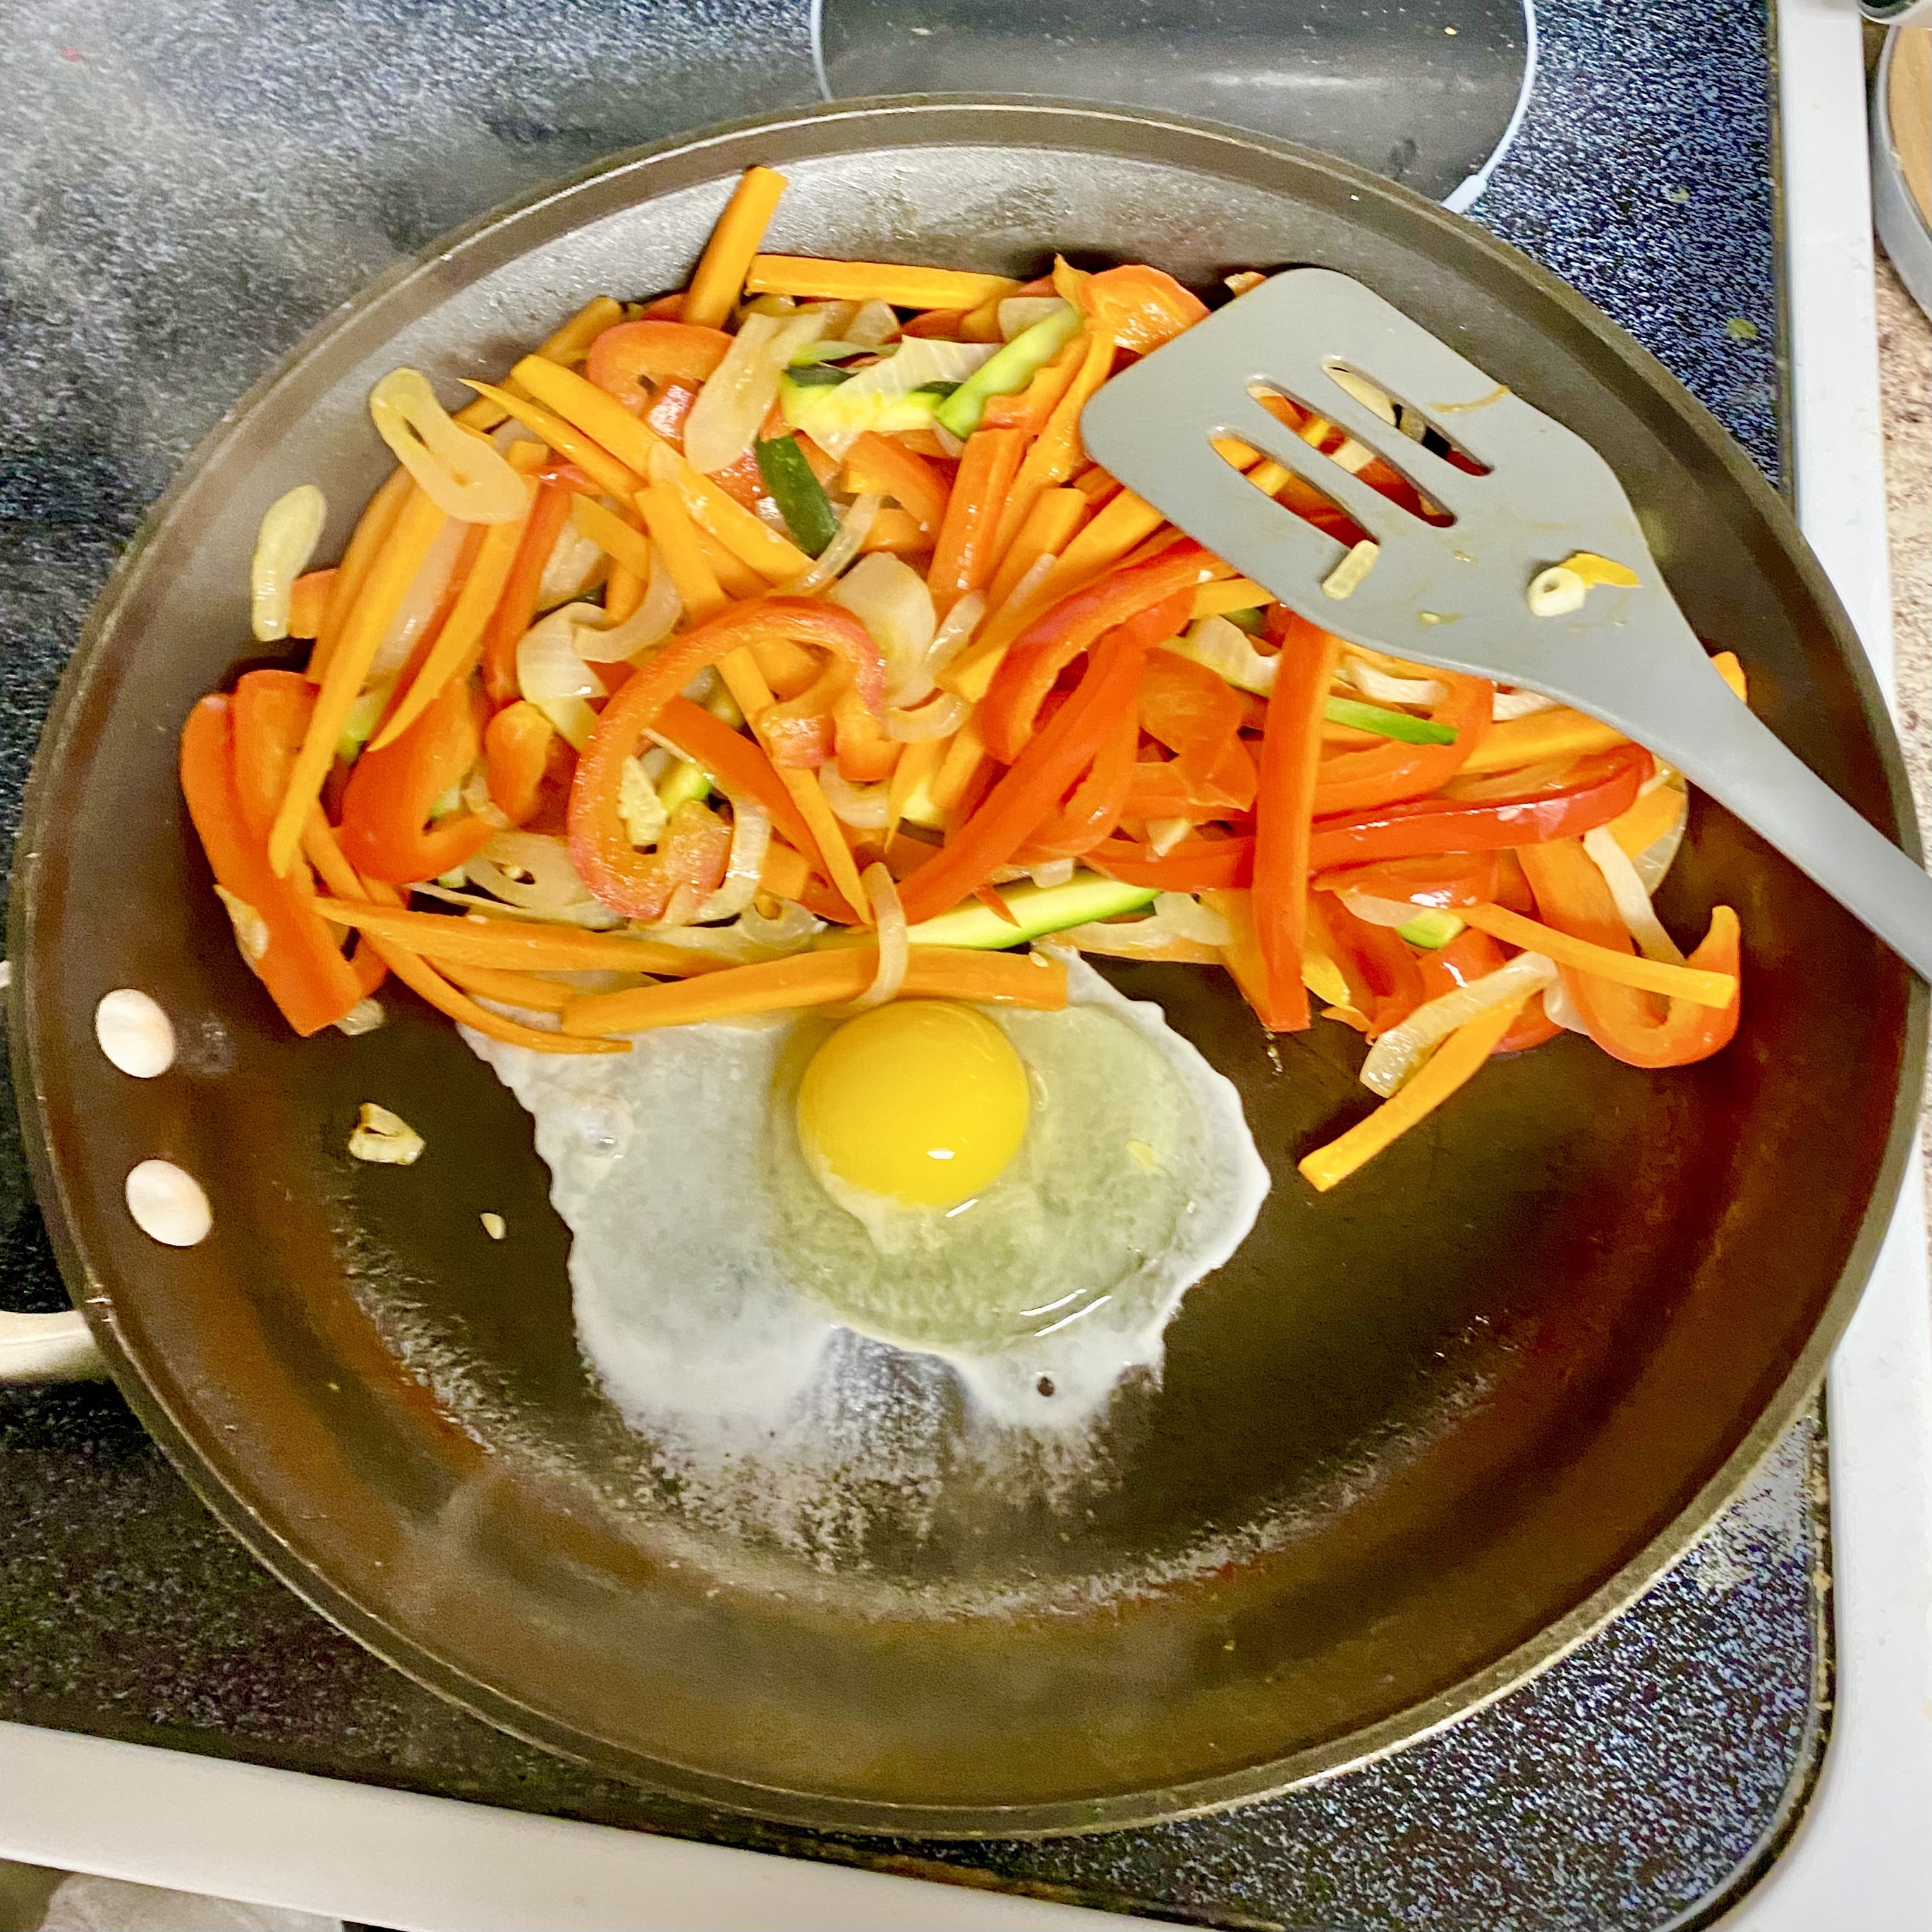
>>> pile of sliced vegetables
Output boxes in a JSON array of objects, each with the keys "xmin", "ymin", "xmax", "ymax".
[{"xmin": 185, "ymin": 164, "xmax": 1744, "ymax": 1190}]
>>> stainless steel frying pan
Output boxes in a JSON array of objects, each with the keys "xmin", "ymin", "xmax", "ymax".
[{"xmin": 6, "ymin": 99, "xmax": 1921, "ymax": 1837}]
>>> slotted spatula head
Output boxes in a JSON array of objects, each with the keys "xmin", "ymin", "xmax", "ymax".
[{"xmin": 1080, "ymin": 267, "xmax": 1932, "ymax": 982}]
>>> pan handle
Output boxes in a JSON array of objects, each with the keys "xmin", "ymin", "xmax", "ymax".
[{"xmin": 0, "ymin": 1308, "xmax": 104, "ymax": 1382}]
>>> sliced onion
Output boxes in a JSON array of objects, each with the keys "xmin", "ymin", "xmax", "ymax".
[
  {"xmin": 846, "ymin": 300, "xmax": 899, "ymax": 348},
  {"xmin": 930, "ymin": 423, "xmax": 966, "ymax": 458},
  {"xmin": 1490, "ymin": 686, "xmax": 1560, "ymax": 720},
  {"xmin": 820, "ymin": 764, "xmax": 892, "ymax": 829},
  {"xmin": 1582, "ymin": 825, "xmax": 1685, "ymax": 964},
  {"xmin": 461, "ymin": 768, "xmax": 512, "ymax": 831},
  {"xmin": 1630, "ymin": 785, "xmax": 1689, "ymax": 894},
  {"xmin": 784, "ymin": 492, "xmax": 880, "ymax": 595},
  {"xmin": 830, "ymin": 552, "xmax": 936, "ymax": 701},
  {"xmin": 684, "ymin": 309, "xmax": 828, "ymax": 475},
  {"xmin": 846, "ymin": 863, "xmax": 908, "ymax": 1011},
  {"xmin": 619, "ymin": 757, "xmax": 668, "ymax": 849},
  {"xmin": 1000, "ymin": 296, "xmax": 1072, "ymax": 341},
  {"xmin": 691, "ymin": 798, "xmax": 772, "ymax": 923},
  {"xmin": 995, "ymin": 548, "xmax": 1059, "ymax": 621},
  {"xmin": 1153, "ymin": 892, "xmax": 1232, "ymax": 945},
  {"xmin": 576, "ymin": 546, "xmax": 681, "ymax": 661},
  {"xmin": 537, "ymin": 520, "xmax": 608, "ymax": 610},
  {"xmin": 466, "ymin": 831, "xmax": 602, "ymax": 918},
  {"xmin": 923, "ymin": 590, "xmax": 986, "ymax": 685},
  {"xmin": 370, "ymin": 514, "xmax": 467, "ymax": 678},
  {"xmin": 1342, "ymin": 655, "xmax": 1442, "ymax": 706},
  {"xmin": 736, "ymin": 897, "xmax": 822, "ymax": 952},
  {"xmin": 1028, "ymin": 858, "xmax": 1076, "ymax": 889},
  {"xmin": 1338, "ymin": 889, "xmax": 1429, "ymax": 930},
  {"xmin": 839, "ymin": 336, "xmax": 995, "ymax": 402},
  {"xmin": 1148, "ymin": 817, "xmax": 1191, "ymax": 857},
  {"xmin": 370, "ymin": 368, "xmax": 526, "ymax": 523},
  {"xmin": 516, "ymin": 603, "xmax": 604, "ymax": 748},
  {"xmin": 1168, "ymin": 614, "xmax": 1277, "ymax": 695},
  {"xmin": 885, "ymin": 690, "xmax": 969, "ymax": 742},
  {"xmin": 410, "ymin": 880, "xmax": 622, "ymax": 930},
  {"xmin": 1359, "ymin": 953, "xmax": 1557, "ymax": 1098},
  {"xmin": 1542, "ymin": 971, "xmax": 1588, "ymax": 1035}
]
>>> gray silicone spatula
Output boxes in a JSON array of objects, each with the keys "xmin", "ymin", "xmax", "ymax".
[{"xmin": 1080, "ymin": 267, "xmax": 1932, "ymax": 980}]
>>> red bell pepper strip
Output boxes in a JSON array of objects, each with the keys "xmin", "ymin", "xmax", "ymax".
[
  {"xmin": 584, "ymin": 320, "xmax": 731, "ymax": 413},
  {"xmin": 1088, "ymin": 832, "xmax": 1254, "ymax": 890},
  {"xmin": 1312, "ymin": 849, "xmax": 1501, "ymax": 909},
  {"xmin": 484, "ymin": 701, "xmax": 557, "ymax": 827},
  {"xmin": 1250, "ymin": 614, "xmax": 1342, "ymax": 1030},
  {"xmin": 1306, "ymin": 742, "xmax": 1652, "ymax": 872},
  {"xmin": 1139, "ymin": 649, "xmax": 1258, "ymax": 810},
  {"xmin": 336, "ymin": 678, "xmax": 496, "ymax": 885},
  {"xmin": 978, "ymin": 540, "xmax": 1220, "ymax": 763},
  {"xmin": 896, "ymin": 599, "xmax": 1175, "ymax": 925},
  {"xmin": 1015, "ymin": 701, "xmax": 1141, "ymax": 861},
  {"xmin": 482, "ymin": 476, "xmax": 574, "ymax": 705},
  {"xmin": 179, "ymin": 695, "xmax": 365, "ymax": 1037},
  {"xmin": 1309, "ymin": 664, "xmax": 1493, "ymax": 815},
  {"xmin": 1079, "ymin": 264, "xmax": 1208, "ymax": 354},
  {"xmin": 1313, "ymin": 893, "xmax": 1426, "ymax": 1038},
  {"xmin": 1517, "ymin": 838, "xmax": 1741, "ymax": 1067},
  {"xmin": 569, "ymin": 600, "xmax": 882, "ymax": 918}
]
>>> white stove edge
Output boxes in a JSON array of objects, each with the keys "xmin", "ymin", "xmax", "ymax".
[{"xmin": 3, "ymin": 3, "xmax": 1927, "ymax": 1925}]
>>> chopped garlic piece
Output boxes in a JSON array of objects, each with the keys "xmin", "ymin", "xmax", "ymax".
[
  {"xmin": 334, "ymin": 997, "xmax": 386, "ymax": 1037},
  {"xmin": 214, "ymin": 885, "xmax": 271, "ymax": 966},
  {"xmin": 480, "ymin": 1212, "xmax": 507, "ymax": 1241},
  {"xmin": 1526, "ymin": 565, "xmax": 1588, "ymax": 617},
  {"xmin": 348, "ymin": 1102, "xmax": 425, "ymax": 1166},
  {"xmin": 250, "ymin": 485, "xmax": 327, "ymax": 643},
  {"xmin": 1322, "ymin": 539, "xmax": 1379, "ymax": 601},
  {"xmin": 619, "ymin": 756, "xmax": 668, "ymax": 849}
]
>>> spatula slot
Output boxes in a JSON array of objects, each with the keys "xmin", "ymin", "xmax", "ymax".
[
  {"xmin": 1244, "ymin": 382, "xmax": 1454, "ymax": 528},
  {"xmin": 1211, "ymin": 422, "xmax": 1371, "ymax": 550},
  {"xmin": 1319, "ymin": 359, "xmax": 1496, "ymax": 482}
]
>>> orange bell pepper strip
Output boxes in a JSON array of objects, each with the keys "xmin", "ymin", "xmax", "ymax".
[
  {"xmin": 310, "ymin": 899, "xmax": 730, "ymax": 977},
  {"xmin": 1088, "ymin": 832, "xmax": 1254, "ymax": 890},
  {"xmin": 842, "ymin": 432, "xmax": 952, "ymax": 535},
  {"xmin": 336, "ymin": 677, "xmax": 497, "ymax": 885},
  {"xmin": 569, "ymin": 600, "xmax": 882, "ymax": 918},
  {"xmin": 1249, "ymin": 616, "xmax": 1342, "ymax": 1030},
  {"xmin": 926, "ymin": 426, "xmax": 1023, "ymax": 614},
  {"xmin": 1309, "ymin": 664, "xmax": 1494, "ymax": 815},
  {"xmin": 1139, "ymin": 649, "xmax": 1258, "ymax": 811},
  {"xmin": 832, "ymin": 681, "xmax": 901, "ymax": 784},
  {"xmin": 1494, "ymin": 841, "xmax": 1742, "ymax": 1069},
  {"xmin": 180, "ymin": 694, "xmax": 365, "ymax": 1037},
  {"xmin": 977, "ymin": 540, "xmax": 1219, "ymax": 763},
  {"xmin": 484, "ymin": 701, "xmax": 556, "ymax": 826},
  {"xmin": 482, "ymin": 475, "xmax": 575, "ymax": 705},
  {"xmin": 1306, "ymin": 742, "xmax": 1652, "ymax": 872},
  {"xmin": 895, "ymin": 596, "xmax": 1178, "ymax": 925},
  {"xmin": 230, "ymin": 671, "xmax": 316, "ymax": 844},
  {"xmin": 584, "ymin": 320, "xmax": 731, "ymax": 412},
  {"xmin": 1078, "ymin": 264, "xmax": 1208, "ymax": 354}
]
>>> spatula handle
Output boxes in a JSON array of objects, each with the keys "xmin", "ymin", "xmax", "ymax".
[{"xmin": 1634, "ymin": 658, "xmax": 1932, "ymax": 983}]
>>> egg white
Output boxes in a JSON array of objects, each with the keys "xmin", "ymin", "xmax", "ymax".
[{"xmin": 462, "ymin": 953, "xmax": 1269, "ymax": 1440}]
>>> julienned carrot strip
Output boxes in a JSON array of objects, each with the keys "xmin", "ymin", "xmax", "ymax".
[
  {"xmin": 843, "ymin": 432, "xmax": 951, "ymax": 533},
  {"xmin": 309, "ymin": 900, "xmax": 730, "ymax": 977},
  {"xmin": 685, "ymin": 169, "xmax": 789, "ymax": 329},
  {"xmin": 638, "ymin": 483, "xmax": 729, "ymax": 621},
  {"xmin": 746, "ymin": 257, "xmax": 1019, "ymax": 311},
  {"xmin": 926, "ymin": 427, "xmax": 1023, "ymax": 614},
  {"xmin": 509, "ymin": 357, "xmax": 664, "ymax": 480},
  {"xmin": 372, "ymin": 480, "xmax": 536, "ymax": 749},
  {"xmin": 308, "ymin": 468, "xmax": 412, "ymax": 684},
  {"xmin": 454, "ymin": 295, "xmax": 626, "ymax": 429},
  {"xmin": 982, "ymin": 332, "xmax": 1087, "ymax": 436},
  {"xmin": 644, "ymin": 442, "xmax": 810, "ymax": 583},
  {"xmin": 362, "ymin": 932, "xmax": 626, "ymax": 1054},
  {"xmin": 712, "ymin": 647, "xmax": 868, "ymax": 918},
  {"xmin": 482, "ymin": 474, "xmax": 573, "ymax": 705},
  {"xmin": 654, "ymin": 693, "xmax": 820, "ymax": 858},
  {"xmin": 1250, "ymin": 616, "xmax": 1342, "ymax": 1032},
  {"xmin": 985, "ymin": 489, "xmax": 1088, "ymax": 609},
  {"xmin": 1047, "ymin": 487, "xmax": 1166, "ymax": 589},
  {"xmin": 268, "ymin": 488, "xmax": 449, "ymax": 876},
  {"xmin": 463, "ymin": 380, "xmax": 642, "ymax": 499},
  {"xmin": 287, "ymin": 569, "xmax": 336, "ymax": 640},
  {"xmin": 692, "ymin": 520, "xmax": 767, "ymax": 600},
  {"xmin": 929, "ymin": 716, "xmax": 989, "ymax": 814},
  {"xmin": 559, "ymin": 944, "xmax": 1067, "ymax": 1036},
  {"xmin": 604, "ymin": 560, "xmax": 645, "ymax": 624},
  {"xmin": 439, "ymin": 963, "xmax": 578, "ymax": 1012},
  {"xmin": 988, "ymin": 324, "xmax": 1114, "ymax": 563},
  {"xmin": 1298, "ymin": 995, "xmax": 1528, "ymax": 1192},
  {"xmin": 1461, "ymin": 902, "xmax": 1738, "ymax": 1007},
  {"xmin": 570, "ymin": 493, "xmax": 653, "ymax": 579}
]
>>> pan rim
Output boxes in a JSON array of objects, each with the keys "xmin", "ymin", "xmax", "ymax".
[{"xmin": 9, "ymin": 92, "xmax": 1923, "ymax": 1840}]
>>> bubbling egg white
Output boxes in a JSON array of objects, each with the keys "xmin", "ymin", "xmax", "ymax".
[{"xmin": 462, "ymin": 954, "xmax": 1269, "ymax": 1439}]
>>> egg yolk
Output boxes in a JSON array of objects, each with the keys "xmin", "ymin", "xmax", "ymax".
[{"xmin": 796, "ymin": 1000, "xmax": 1031, "ymax": 1210}]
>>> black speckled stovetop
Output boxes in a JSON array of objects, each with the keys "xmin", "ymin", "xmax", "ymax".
[{"xmin": 0, "ymin": 2, "xmax": 1810, "ymax": 1928}]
